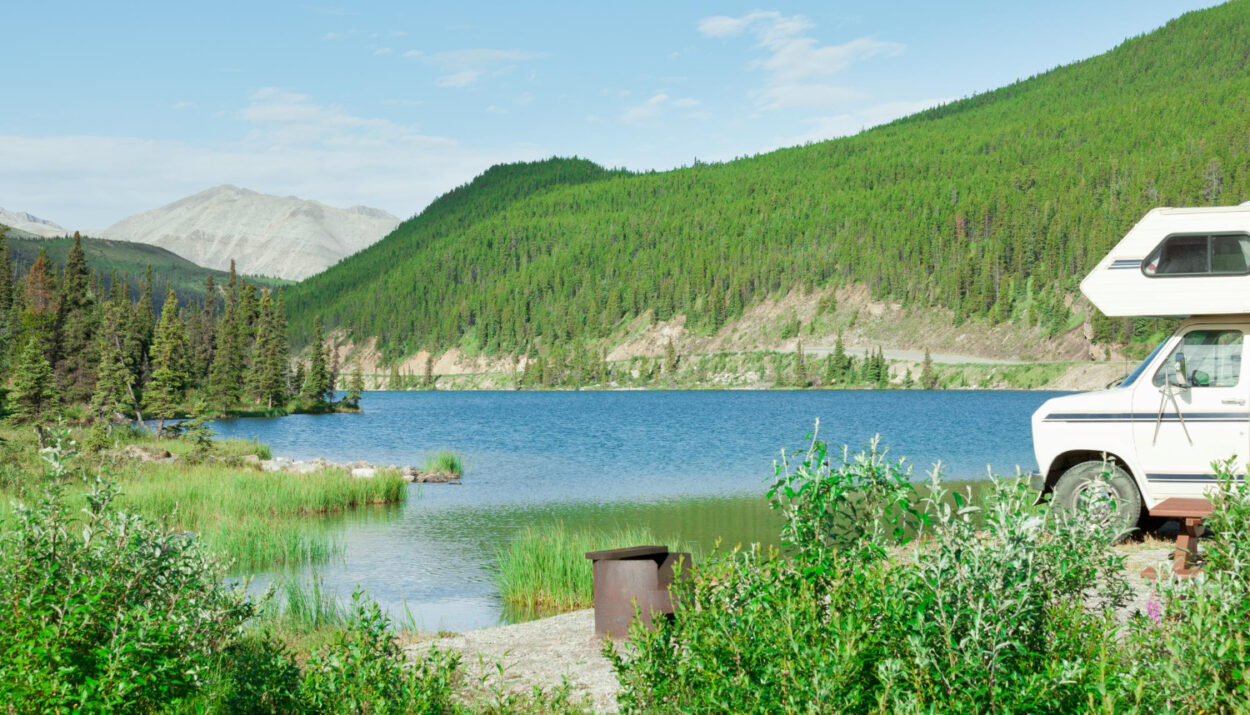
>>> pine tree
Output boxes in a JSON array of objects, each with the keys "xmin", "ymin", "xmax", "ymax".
[
  {"xmin": 294, "ymin": 361, "xmax": 307, "ymax": 395},
  {"xmin": 128, "ymin": 266, "xmax": 156, "ymax": 385},
  {"xmin": 0, "ymin": 232, "xmax": 13, "ymax": 370},
  {"xmin": 831, "ymin": 332, "xmax": 848, "ymax": 382},
  {"xmin": 422, "ymin": 352, "xmax": 435, "ymax": 389},
  {"xmin": 301, "ymin": 317, "xmax": 329, "ymax": 402},
  {"xmin": 9, "ymin": 335, "xmax": 56, "ymax": 423},
  {"xmin": 345, "ymin": 364, "xmax": 364, "ymax": 408},
  {"xmin": 144, "ymin": 289, "xmax": 188, "ymax": 432},
  {"xmin": 90, "ymin": 304, "xmax": 135, "ymax": 422},
  {"xmin": 920, "ymin": 348, "xmax": 938, "ymax": 390},
  {"xmin": 55, "ymin": 234, "xmax": 98, "ymax": 404},
  {"xmin": 246, "ymin": 290, "xmax": 289, "ymax": 408},
  {"xmin": 794, "ymin": 339, "xmax": 809, "ymax": 387},
  {"xmin": 663, "ymin": 337, "xmax": 678, "ymax": 376}
]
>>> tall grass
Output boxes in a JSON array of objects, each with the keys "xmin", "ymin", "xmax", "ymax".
[
  {"xmin": 422, "ymin": 450, "xmax": 463, "ymax": 477},
  {"xmin": 496, "ymin": 522, "xmax": 691, "ymax": 618},
  {"xmin": 117, "ymin": 463, "xmax": 405, "ymax": 570}
]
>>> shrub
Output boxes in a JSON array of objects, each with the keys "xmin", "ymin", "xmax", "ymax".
[
  {"xmin": 300, "ymin": 592, "xmax": 460, "ymax": 714},
  {"xmin": 0, "ymin": 434, "xmax": 253, "ymax": 712},
  {"xmin": 1127, "ymin": 461, "xmax": 1250, "ymax": 711},
  {"xmin": 609, "ymin": 423, "xmax": 1135, "ymax": 713}
]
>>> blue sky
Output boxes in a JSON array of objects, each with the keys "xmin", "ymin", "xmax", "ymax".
[{"xmin": 1, "ymin": 1, "xmax": 1220, "ymax": 229}]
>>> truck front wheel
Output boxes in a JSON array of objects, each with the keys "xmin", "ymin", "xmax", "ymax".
[{"xmin": 1051, "ymin": 460, "xmax": 1142, "ymax": 536}]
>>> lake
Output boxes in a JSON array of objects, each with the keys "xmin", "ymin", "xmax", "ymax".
[{"xmin": 212, "ymin": 389, "xmax": 1065, "ymax": 632}]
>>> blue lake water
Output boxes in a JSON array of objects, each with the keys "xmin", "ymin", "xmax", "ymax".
[{"xmin": 211, "ymin": 389, "xmax": 1066, "ymax": 631}]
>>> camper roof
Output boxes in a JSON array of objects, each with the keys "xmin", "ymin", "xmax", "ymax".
[{"xmin": 1081, "ymin": 206, "xmax": 1250, "ymax": 318}]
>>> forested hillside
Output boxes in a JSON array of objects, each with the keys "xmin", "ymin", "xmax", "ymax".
[
  {"xmin": 5, "ymin": 233, "xmax": 288, "ymax": 305},
  {"xmin": 286, "ymin": 1, "xmax": 1250, "ymax": 359}
]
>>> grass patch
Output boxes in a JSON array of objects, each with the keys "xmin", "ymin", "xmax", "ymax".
[
  {"xmin": 422, "ymin": 450, "xmax": 464, "ymax": 477},
  {"xmin": 497, "ymin": 522, "xmax": 692, "ymax": 619},
  {"xmin": 116, "ymin": 462, "xmax": 405, "ymax": 571}
]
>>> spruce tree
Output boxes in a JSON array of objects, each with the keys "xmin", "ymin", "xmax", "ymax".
[
  {"xmin": 663, "ymin": 337, "xmax": 678, "ymax": 376},
  {"xmin": 422, "ymin": 352, "xmax": 434, "ymax": 389},
  {"xmin": 793, "ymin": 339, "xmax": 809, "ymax": 387},
  {"xmin": 9, "ymin": 335, "xmax": 56, "ymax": 424},
  {"xmin": 144, "ymin": 289, "xmax": 188, "ymax": 432},
  {"xmin": 345, "ymin": 364, "xmax": 364, "ymax": 408},
  {"xmin": 920, "ymin": 348, "xmax": 938, "ymax": 390},
  {"xmin": 246, "ymin": 290, "xmax": 288, "ymax": 408},
  {"xmin": 301, "ymin": 317, "xmax": 329, "ymax": 402},
  {"xmin": 90, "ymin": 304, "xmax": 135, "ymax": 422},
  {"xmin": 0, "ymin": 232, "xmax": 13, "ymax": 370}
]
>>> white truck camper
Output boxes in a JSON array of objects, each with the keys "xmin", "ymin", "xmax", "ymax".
[{"xmin": 1032, "ymin": 205, "xmax": 1250, "ymax": 531}]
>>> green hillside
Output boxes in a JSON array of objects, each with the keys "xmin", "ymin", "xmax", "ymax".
[
  {"xmin": 4, "ymin": 234, "xmax": 289, "ymax": 303},
  {"xmin": 285, "ymin": 1, "xmax": 1250, "ymax": 358}
]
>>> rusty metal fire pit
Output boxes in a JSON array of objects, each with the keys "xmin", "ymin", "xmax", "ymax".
[{"xmin": 584, "ymin": 545, "xmax": 691, "ymax": 638}]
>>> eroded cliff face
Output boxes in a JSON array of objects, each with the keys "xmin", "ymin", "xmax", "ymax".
[{"xmin": 99, "ymin": 185, "xmax": 399, "ymax": 280}]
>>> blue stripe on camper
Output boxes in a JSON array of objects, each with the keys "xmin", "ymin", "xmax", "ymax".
[
  {"xmin": 1108, "ymin": 258, "xmax": 1142, "ymax": 270},
  {"xmin": 1043, "ymin": 412, "xmax": 1250, "ymax": 423},
  {"xmin": 1146, "ymin": 473, "xmax": 1220, "ymax": 482}
]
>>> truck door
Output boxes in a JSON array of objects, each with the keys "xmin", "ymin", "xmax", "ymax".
[{"xmin": 1131, "ymin": 326, "xmax": 1248, "ymax": 498}]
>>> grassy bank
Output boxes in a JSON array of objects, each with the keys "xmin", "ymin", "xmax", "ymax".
[{"xmin": 0, "ymin": 424, "xmax": 405, "ymax": 570}]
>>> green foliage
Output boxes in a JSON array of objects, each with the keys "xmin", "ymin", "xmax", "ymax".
[
  {"xmin": 920, "ymin": 348, "xmax": 938, "ymax": 389},
  {"xmin": 144, "ymin": 288, "xmax": 189, "ymax": 428},
  {"xmin": 8, "ymin": 335, "xmax": 56, "ymax": 423},
  {"xmin": 0, "ymin": 437, "xmax": 253, "ymax": 711},
  {"xmin": 300, "ymin": 593, "xmax": 460, "ymax": 714},
  {"xmin": 344, "ymin": 364, "xmax": 365, "ymax": 408},
  {"xmin": 301, "ymin": 317, "xmax": 331, "ymax": 402},
  {"xmin": 3, "ymin": 233, "xmax": 288, "ymax": 306},
  {"xmin": 610, "ymin": 425, "xmax": 1136, "ymax": 713}
]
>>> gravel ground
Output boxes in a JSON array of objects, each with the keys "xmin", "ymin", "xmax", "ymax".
[{"xmin": 408, "ymin": 609, "xmax": 620, "ymax": 713}]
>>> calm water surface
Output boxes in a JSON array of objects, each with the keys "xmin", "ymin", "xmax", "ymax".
[{"xmin": 211, "ymin": 389, "xmax": 1065, "ymax": 631}]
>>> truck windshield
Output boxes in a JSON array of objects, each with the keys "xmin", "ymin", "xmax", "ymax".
[{"xmin": 1117, "ymin": 339, "xmax": 1168, "ymax": 388}]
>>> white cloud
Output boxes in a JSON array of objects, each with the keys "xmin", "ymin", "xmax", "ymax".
[
  {"xmin": 403, "ymin": 48, "xmax": 543, "ymax": 88},
  {"xmin": 623, "ymin": 93, "xmax": 670, "ymax": 123},
  {"xmin": 0, "ymin": 89, "xmax": 542, "ymax": 229},
  {"xmin": 171, "ymin": 101, "xmax": 198, "ymax": 111},
  {"xmin": 374, "ymin": 47, "xmax": 392, "ymax": 56},
  {"xmin": 785, "ymin": 98, "xmax": 951, "ymax": 144},
  {"xmin": 698, "ymin": 11, "xmax": 903, "ymax": 111},
  {"xmin": 672, "ymin": 97, "xmax": 700, "ymax": 108}
]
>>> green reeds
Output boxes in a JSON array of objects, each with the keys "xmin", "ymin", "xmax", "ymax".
[
  {"xmin": 496, "ymin": 522, "xmax": 691, "ymax": 619},
  {"xmin": 117, "ymin": 463, "xmax": 405, "ymax": 570},
  {"xmin": 422, "ymin": 450, "xmax": 463, "ymax": 477}
]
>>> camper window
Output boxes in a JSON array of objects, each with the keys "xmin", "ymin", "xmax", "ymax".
[
  {"xmin": 1143, "ymin": 233, "xmax": 1250, "ymax": 276},
  {"xmin": 1151, "ymin": 329, "xmax": 1243, "ymax": 388}
]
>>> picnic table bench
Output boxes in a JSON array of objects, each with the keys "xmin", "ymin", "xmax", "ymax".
[{"xmin": 1141, "ymin": 497, "xmax": 1213, "ymax": 579}]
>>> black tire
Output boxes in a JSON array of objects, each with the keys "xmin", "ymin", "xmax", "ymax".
[{"xmin": 1051, "ymin": 460, "xmax": 1143, "ymax": 537}]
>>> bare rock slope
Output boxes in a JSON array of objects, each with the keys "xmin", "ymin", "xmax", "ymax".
[
  {"xmin": 0, "ymin": 208, "xmax": 69, "ymax": 238},
  {"xmin": 99, "ymin": 186, "xmax": 399, "ymax": 280}
]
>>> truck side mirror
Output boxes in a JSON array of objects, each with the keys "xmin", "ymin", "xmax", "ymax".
[{"xmin": 1170, "ymin": 352, "xmax": 1189, "ymax": 388}]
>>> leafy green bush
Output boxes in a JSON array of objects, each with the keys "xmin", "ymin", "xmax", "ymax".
[
  {"xmin": 1126, "ymin": 461, "xmax": 1250, "ymax": 711},
  {"xmin": 0, "ymin": 434, "xmax": 253, "ymax": 712},
  {"xmin": 300, "ymin": 593, "xmax": 460, "ymax": 714},
  {"xmin": 609, "ymin": 424, "xmax": 1135, "ymax": 713}
]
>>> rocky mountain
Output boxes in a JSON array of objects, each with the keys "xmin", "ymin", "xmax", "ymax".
[
  {"xmin": 0, "ymin": 208, "xmax": 69, "ymax": 238},
  {"xmin": 98, "ymin": 186, "xmax": 400, "ymax": 280}
]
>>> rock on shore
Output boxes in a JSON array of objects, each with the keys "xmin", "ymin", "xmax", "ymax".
[{"xmin": 246, "ymin": 455, "xmax": 460, "ymax": 483}]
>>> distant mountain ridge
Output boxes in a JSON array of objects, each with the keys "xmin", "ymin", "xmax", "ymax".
[
  {"xmin": 98, "ymin": 186, "xmax": 400, "ymax": 280},
  {"xmin": 0, "ymin": 208, "xmax": 69, "ymax": 238}
]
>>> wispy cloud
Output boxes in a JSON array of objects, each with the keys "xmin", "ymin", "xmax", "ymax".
[
  {"xmin": 171, "ymin": 101, "xmax": 198, "ymax": 111},
  {"xmin": 698, "ymin": 11, "xmax": 903, "ymax": 111},
  {"xmin": 785, "ymin": 98, "xmax": 951, "ymax": 145},
  {"xmin": 622, "ymin": 93, "xmax": 702, "ymax": 124},
  {"xmin": 373, "ymin": 47, "xmax": 392, "ymax": 56},
  {"xmin": 0, "ymin": 88, "xmax": 541, "ymax": 228},
  {"xmin": 403, "ymin": 48, "xmax": 543, "ymax": 88}
]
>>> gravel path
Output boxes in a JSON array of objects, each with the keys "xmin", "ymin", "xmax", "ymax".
[{"xmin": 409, "ymin": 609, "xmax": 620, "ymax": 713}]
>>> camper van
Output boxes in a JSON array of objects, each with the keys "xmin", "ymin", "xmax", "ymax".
[{"xmin": 1032, "ymin": 205, "xmax": 1250, "ymax": 530}]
